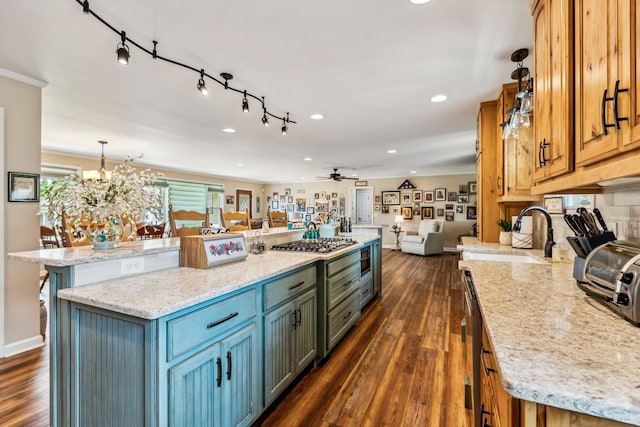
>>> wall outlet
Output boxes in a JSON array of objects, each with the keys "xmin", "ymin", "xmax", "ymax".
[{"xmin": 121, "ymin": 257, "xmax": 145, "ymax": 275}]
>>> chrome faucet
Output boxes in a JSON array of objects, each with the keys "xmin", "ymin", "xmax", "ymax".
[{"xmin": 514, "ymin": 206, "xmax": 555, "ymax": 258}]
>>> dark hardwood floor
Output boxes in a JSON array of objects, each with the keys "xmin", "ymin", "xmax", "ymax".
[{"xmin": 0, "ymin": 249, "xmax": 469, "ymax": 427}]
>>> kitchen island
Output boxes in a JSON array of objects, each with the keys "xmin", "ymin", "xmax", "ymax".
[
  {"xmin": 9, "ymin": 230, "xmax": 381, "ymax": 427},
  {"xmin": 458, "ymin": 237, "xmax": 640, "ymax": 426}
]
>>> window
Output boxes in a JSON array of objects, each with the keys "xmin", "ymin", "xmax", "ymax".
[{"xmin": 563, "ymin": 194, "xmax": 594, "ymax": 212}]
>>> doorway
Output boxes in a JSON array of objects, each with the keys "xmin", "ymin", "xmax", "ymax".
[
  {"xmin": 236, "ymin": 189, "xmax": 252, "ymax": 216},
  {"xmin": 349, "ymin": 187, "xmax": 373, "ymax": 225}
]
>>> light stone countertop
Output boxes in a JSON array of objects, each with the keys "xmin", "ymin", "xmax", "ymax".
[
  {"xmin": 55, "ymin": 234, "xmax": 379, "ymax": 320},
  {"xmin": 458, "ymin": 238, "xmax": 640, "ymax": 426}
]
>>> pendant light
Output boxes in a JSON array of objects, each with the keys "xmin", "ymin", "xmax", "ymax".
[
  {"xmin": 116, "ymin": 31, "xmax": 129, "ymax": 65},
  {"xmin": 83, "ymin": 140, "xmax": 112, "ymax": 181}
]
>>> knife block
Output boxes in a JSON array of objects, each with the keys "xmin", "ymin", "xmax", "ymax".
[{"xmin": 576, "ymin": 231, "xmax": 616, "ymax": 254}]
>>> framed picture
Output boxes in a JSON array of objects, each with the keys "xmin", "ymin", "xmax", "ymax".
[
  {"xmin": 544, "ymin": 196, "xmax": 564, "ymax": 214},
  {"xmin": 412, "ymin": 207, "xmax": 420, "ymax": 216},
  {"xmin": 8, "ymin": 172, "xmax": 39, "ymax": 202},
  {"xmin": 459, "ymin": 184, "xmax": 469, "ymax": 195},
  {"xmin": 374, "ymin": 204, "xmax": 381, "ymax": 211},
  {"xmin": 445, "ymin": 211, "xmax": 455, "ymax": 221},
  {"xmin": 445, "ymin": 204, "xmax": 454, "ymax": 210},
  {"xmin": 402, "ymin": 193, "xmax": 412, "ymax": 205},
  {"xmin": 331, "ymin": 192, "xmax": 338, "ymax": 199},
  {"xmin": 226, "ymin": 195, "xmax": 235, "ymax": 205},
  {"xmin": 468, "ymin": 181, "xmax": 477, "ymax": 195},
  {"xmin": 314, "ymin": 192, "xmax": 320, "ymax": 200},
  {"xmin": 296, "ymin": 198, "xmax": 306, "ymax": 212},
  {"xmin": 374, "ymin": 195, "xmax": 381, "ymax": 203},
  {"xmin": 273, "ymin": 192, "xmax": 279, "ymax": 199},
  {"xmin": 413, "ymin": 190, "xmax": 422, "ymax": 202},
  {"xmin": 286, "ymin": 196, "xmax": 292, "ymax": 204},
  {"xmin": 424, "ymin": 191, "xmax": 434, "ymax": 203},
  {"xmin": 306, "ymin": 206, "xmax": 315, "ymax": 214},
  {"xmin": 319, "ymin": 191, "xmax": 327, "ymax": 199},
  {"xmin": 284, "ymin": 188, "xmax": 291, "ymax": 195},
  {"xmin": 271, "ymin": 200, "xmax": 279, "ymax": 210},
  {"xmin": 355, "ymin": 180, "xmax": 368, "ymax": 187},
  {"xmin": 391, "ymin": 207, "xmax": 400, "ymax": 214},
  {"xmin": 447, "ymin": 191, "xmax": 457, "ymax": 202},
  {"xmin": 435, "ymin": 188, "xmax": 446, "ymax": 201},
  {"xmin": 280, "ymin": 195, "xmax": 286, "ymax": 204},
  {"xmin": 402, "ymin": 206, "xmax": 413, "ymax": 220},
  {"xmin": 458, "ymin": 195, "xmax": 469, "ymax": 204},
  {"xmin": 382, "ymin": 190, "xmax": 400, "ymax": 205},
  {"xmin": 421, "ymin": 206, "xmax": 434, "ymax": 219},
  {"xmin": 437, "ymin": 208, "xmax": 445, "ymax": 217},
  {"xmin": 382, "ymin": 205, "xmax": 389, "ymax": 214},
  {"xmin": 331, "ymin": 199, "xmax": 338, "ymax": 208},
  {"xmin": 286, "ymin": 204, "xmax": 294, "ymax": 213},
  {"xmin": 305, "ymin": 214, "xmax": 312, "ymax": 221},
  {"xmin": 467, "ymin": 206, "xmax": 477, "ymax": 219},
  {"xmin": 456, "ymin": 205, "xmax": 464, "ymax": 214}
]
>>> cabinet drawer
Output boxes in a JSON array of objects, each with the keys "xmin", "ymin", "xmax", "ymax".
[
  {"xmin": 264, "ymin": 265, "xmax": 316, "ymax": 311},
  {"xmin": 167, "ymin": 289, "xmax": 257, "ymax": 361},
  {"xmin": 327, "ymin": 263, "xmax": 360, "ymax": 310},
  {"xmin": 327, "ymin": 250, "xmax": 360, "ymax": 277},
  {"xmin": 327, "ymin": 290, "xmax": 360, "ymax": 350},
  {"xmin": 359, "ymin": 272, "xmax": 373, "ymax": 308}
]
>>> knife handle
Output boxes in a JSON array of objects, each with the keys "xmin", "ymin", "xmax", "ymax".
[{"xmin": 592, "ymin": 208, "xmax": 608, "ymax": 231}]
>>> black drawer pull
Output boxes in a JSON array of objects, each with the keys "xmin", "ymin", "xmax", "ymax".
[
  {"xmin": 613, "ymin": 79, "xmax": 629, "ymax": 129},
  {"xmin": 206, "ymin": 312, "xmax": 239, "ymax": 329},
  {"xmin": 481, "ymin": 346, "xmax": 496, "ymax": 375},
  {"xmin": 343, "ymin": 280, "xmax": 353, "ymax": 287},
  {"xmin": 343, "ymin": 311, "xmax": 352, "ymax": 320},
  {"xmin": 226, "ymin": 351, "xmax": 232, "ymax": 380},
  {"xmin": 602, "ymin": 87, "xmax": 616, "ymax": 135},
  {"xmin": 288, "ymin": 281, "xmax": 305, "ymax": 290},
  {"xmin": 216, "ymin": 357, "xmax": 222, "ymax": 387}
]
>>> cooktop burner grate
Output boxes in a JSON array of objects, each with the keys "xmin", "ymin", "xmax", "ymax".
[{"xmin": 271, "ymin": 238, "xmax": 357, "ymax": 253}]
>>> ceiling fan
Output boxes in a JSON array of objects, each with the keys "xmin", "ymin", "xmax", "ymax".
[{"xmin": 316, "ymin": 168, "xmax": 358, "ymax": 182}]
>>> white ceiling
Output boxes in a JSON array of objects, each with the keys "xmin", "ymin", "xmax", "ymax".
[{"xmin": 0, "ymin": 0, "xmax": 534, "ymax": 184}]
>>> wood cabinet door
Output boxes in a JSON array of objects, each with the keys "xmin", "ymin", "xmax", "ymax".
[
  {"xmin": 496, "ymin": 91, "xmax": 506, "ymax": 197},
  {"xmin": 263, "ymin": 302, "xmax": 295, "ymax": 404},
  {"xmin": 294, "ymin": 289, "xmax": 317, "ymax": 372},
  {"xmin": 574, "ymin": 0, "xmax": 620, "ymax": 165},
  {"xmin": 620, "ymin": 0, "xmax": 640, "ymax": 150},
  {"xmin": 220, "ymin": 323, "xmax": 259, "ymax": 427},
  {"xmin": 533, "ymin": 0, "xmax": 573, "ymax": 182},
  {"xmin": 169, "ymin": 342, "xmax": 222, "ymax": 427}
]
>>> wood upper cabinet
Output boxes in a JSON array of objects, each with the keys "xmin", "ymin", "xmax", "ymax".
[
  {"xmin": 477, "ymin": 101, "xmax": 499, "ymax": 243},
  {"xmin": 575, "ymin": 1, "xmax": 640, "ymax": 165},
  {"xmin": 532, "ymin": 0, "xmax": 574, "ymax": 183}
]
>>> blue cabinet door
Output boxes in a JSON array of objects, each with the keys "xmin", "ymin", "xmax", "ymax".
[
  {"xmin": 263, "ymin": 301, "xmax": 295, "ymax": 405},
  {"xmin": 294, "ymin": 289, "xmax": 317, "ymax": 372},
  {"xmin": 169, "ymin": 342, "xmax": 222, "ymax": 427},
  {"xmin": 220, "ymin": 323, "xmax": 259, "ymax": 427}
]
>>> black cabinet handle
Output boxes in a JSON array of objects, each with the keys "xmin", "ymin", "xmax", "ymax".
[
  {"xmin": 602, "ymin": 88, "xmax": 616, "ymax": 135},
  {"xmin": 343, "ymin": 280, "xmax": 353, "ymax": 287},
  {"xmin": 206, "ymin": 312, "xmax": 239, "ymax": 329},
  {"xmin": 288, "ymin": 281, "xmax": 305, "ymax": 290},
  {"xmin": 296, "ymin": 308, "xmax": 302, "ymax": 327},
  {"xmin": 481, "ymin": 346, "xmax": 496, "ymax": 375},
  {"xmin": 343, "ymin": 311, "xmax": 352, "ymax": 320},
  {"xmin": 226, "ymin": 351, "xmax": 232, "ymax": 381},
  {"xmin": 292, "ymin": 310, "xmax": 297, "ymax": 329},
  {"xmin": 613, "ymin": 79, "xmax": 629, "ymax": 129},
  {"xmin": 538, "ymin": 139, "xmax": 550, "ymax": 167},
  {"xmin": 216, "ymin": 357, "xmax": 222, "ymax": 387}
]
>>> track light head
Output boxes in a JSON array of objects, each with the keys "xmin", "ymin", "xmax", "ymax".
[
  {"xmin": 281, "ymin": 117, "xmax": 288, "ymax": 135},
  {"xmin": 242, "ymin": 91, "xmax": 249, "ymax": 113},
  {"xmin": 82, "ymin": 0, "xmax": 90, "ymax": 14},
  {"xmin": 262, "ymin": 114, "xmax": 269, "ymax": 127},
  {"xmin": 116, "ymin": 31, "xmax": 129, "ymax": 65},
  {"xmin": 197, "ymin": 69, "xmax": 208, "ymax": 96}
]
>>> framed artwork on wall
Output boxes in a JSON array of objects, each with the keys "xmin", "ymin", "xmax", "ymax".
[
  {"xmin": 447, "ymin": 192, "xmax": 457, "ymax": 202},
  {"xmin": 382, "ymin": 190, "xmax": 400, "ymax": 205},
  {"xmin": 459, "ymin": 184, "xmax": 468, "ymax": 195},
  {"xmin": 468, "ymin": 181, "xmax": 477, "ymax": 195},
  {"xmin": 435, "ymin": 188, "xmax": 446, "ymax": 201},
  {"xmin": 445, "ymin": 211, "xmax": 454, "ymax": 221},
  {"xmin": 413, "ymin": 190, "xmax": 422, "ymax": 202},
  {"xmin": 382, "ymin": 205, "xmax": 389, "ymax": 214},
  {"xmin": 402, "ymin": 206, "xmax": 413, "ymax": 219},
  {"xmin": 421, "ymin": 206, "xmax": 434, "ymax": 219},
  {"xmin": 402, "ymin": 193, "xmax": 412, "ymax": 205},
  {"xmin": 467, "ymin": 206, "xmax": 477, "ymax": 219},
  {"xmin": 437, "ymin": 208, "xmax": 445, "ymax": 217},
  {"xmin": 424, "ymin": 191, "xmax": 434, "ymax": 203},
  {"xmin": 8, "ymin": 172, "xmax": 39, "ymax": 202}
]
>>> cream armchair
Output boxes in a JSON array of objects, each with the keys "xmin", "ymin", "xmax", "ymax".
[{"xmin": 401, "ymin": 219, "xmax": 445, "ymax": 256}]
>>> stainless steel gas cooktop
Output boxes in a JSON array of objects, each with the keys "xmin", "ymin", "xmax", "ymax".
[{"xmin": 271, "ymin": 238, "xmax": 357, "ymax": 253}]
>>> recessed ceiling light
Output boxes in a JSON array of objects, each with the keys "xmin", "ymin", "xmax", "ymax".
[
  {"xmin": 352, "ymin": 174, "xmax": 358, "ymax": 177},
  {"xmin": 409, "ymin": 0, "xmax": 432, "ymax": 3},
  {"xmin": 222, "ymin": 128, "xmax": 236, "ymax": 133},
  {"xmin": 387, "ymin": 149, "xmax": 397, "ymax": 154},
  {"xmin": 304, "ymin": 157, "xmax": 312, "ymax": 161},
  {"xmin": 410, "ymin": 170, "xmax": 417, "ymax": 174},
  {"xmin": 430, "ymin": 94, "xmax": 447, "ymax": 103},
  {"xmin": 236, "ymin": 163, "xmax": 244, "ymax": 167},
  {"xmin": 310, "ymin": 114, "xmax": 324, "ymax": 120}
]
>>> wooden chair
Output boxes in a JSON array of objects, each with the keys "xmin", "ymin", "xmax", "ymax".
[
  {"xmin": 120, "ymin": 212, "xmax": 140, "ymax": 242},
  {"xmin": 221, "ymin": 211, "xmax": 251, "ymax": 232},
  {"xmin": 169, "ymin": 204, "xmax": 210, "ymax": 237},
  {"xmin": 60, "ymin": 213, "xmax": 92, "ymax": 247},
  {"xmin": 268, "ymin": 210, "xmax": 288, "ymax": 228},
  {"xmin": 39, "ymin": 226, "xmax": 61, "ymax": 291},
  {"xmin": 137, "ymin": 223, "xmax": 166, "ymax": 240}
]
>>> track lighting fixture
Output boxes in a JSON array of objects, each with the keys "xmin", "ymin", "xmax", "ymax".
[
  {"xmin": 77, "ymin": 0, "xmax": 294, "ymax": 130},
  {"xmin": 116, "ymin": 31, "xmax": 129, "ymax": 65},
  {"xmin": 242, "ymin": 91, "xmax": 249, "ymax": 113},
  {"xmin": 197, "ymin": 69, "xmax": 208, "ymax": 96}
]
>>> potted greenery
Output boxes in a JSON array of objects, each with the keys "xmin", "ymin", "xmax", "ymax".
[{"xmin": 497, "ymin": 219, "xmax": 512, "ymax": 246}]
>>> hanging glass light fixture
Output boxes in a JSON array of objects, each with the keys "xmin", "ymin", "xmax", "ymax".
[{"xmin": 83, "ymin": 140, "xmax": 112, "ymax": 181}]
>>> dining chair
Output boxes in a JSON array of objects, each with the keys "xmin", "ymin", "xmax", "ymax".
[
  {"xmin": 137, "ymin": 223, "xmax": 167, "ymax": 240},
  {"xmin": 39, "ymin": 226, "xmax": 60, "ymax": 291},
  {"xmin": 268, "ymin": 210, "xmax": 288, "ymax": 228},
  {"xmin": 221, "ymin": 211, "xmax": 251, "ymax": 231},
  {"xmin": 168, "ymin": 204, "xmax": 210, "ymax": 237}
]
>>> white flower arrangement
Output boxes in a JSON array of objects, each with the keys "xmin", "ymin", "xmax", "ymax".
[{"xmin": 46, "ymin": 163, "xmax": 162, "ymax": 232}]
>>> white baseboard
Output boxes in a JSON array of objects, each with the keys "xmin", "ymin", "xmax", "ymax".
[{"xmin": 3, "ymin": 335, "xmax": 44, "ymax": 358}]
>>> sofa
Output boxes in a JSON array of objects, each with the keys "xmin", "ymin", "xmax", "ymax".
[{"xmin": 401, "ymin": 219, "xmax": 446, "ymax": 256}]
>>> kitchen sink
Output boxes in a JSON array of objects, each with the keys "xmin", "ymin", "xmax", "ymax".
[{"xmin": 461, "ymin": 251, "xmax": 547, "ymax": 264}]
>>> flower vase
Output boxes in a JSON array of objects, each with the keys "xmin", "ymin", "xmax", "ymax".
[
  {"xmin": 499, "ymin": 231, "xmax": 512, "ymax": 246},
  {"xmin": 87, "ymin": 208, "xmax": 123, "ymax": 249}
]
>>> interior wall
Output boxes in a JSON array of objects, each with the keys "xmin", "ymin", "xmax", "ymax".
[
  {"xmin": 0, "ymin": 75, "xmax": 43, "ymax": 356},
  {"xmin": 265, "ymin": 174, "xmax": 477, "ymax": 249}
]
